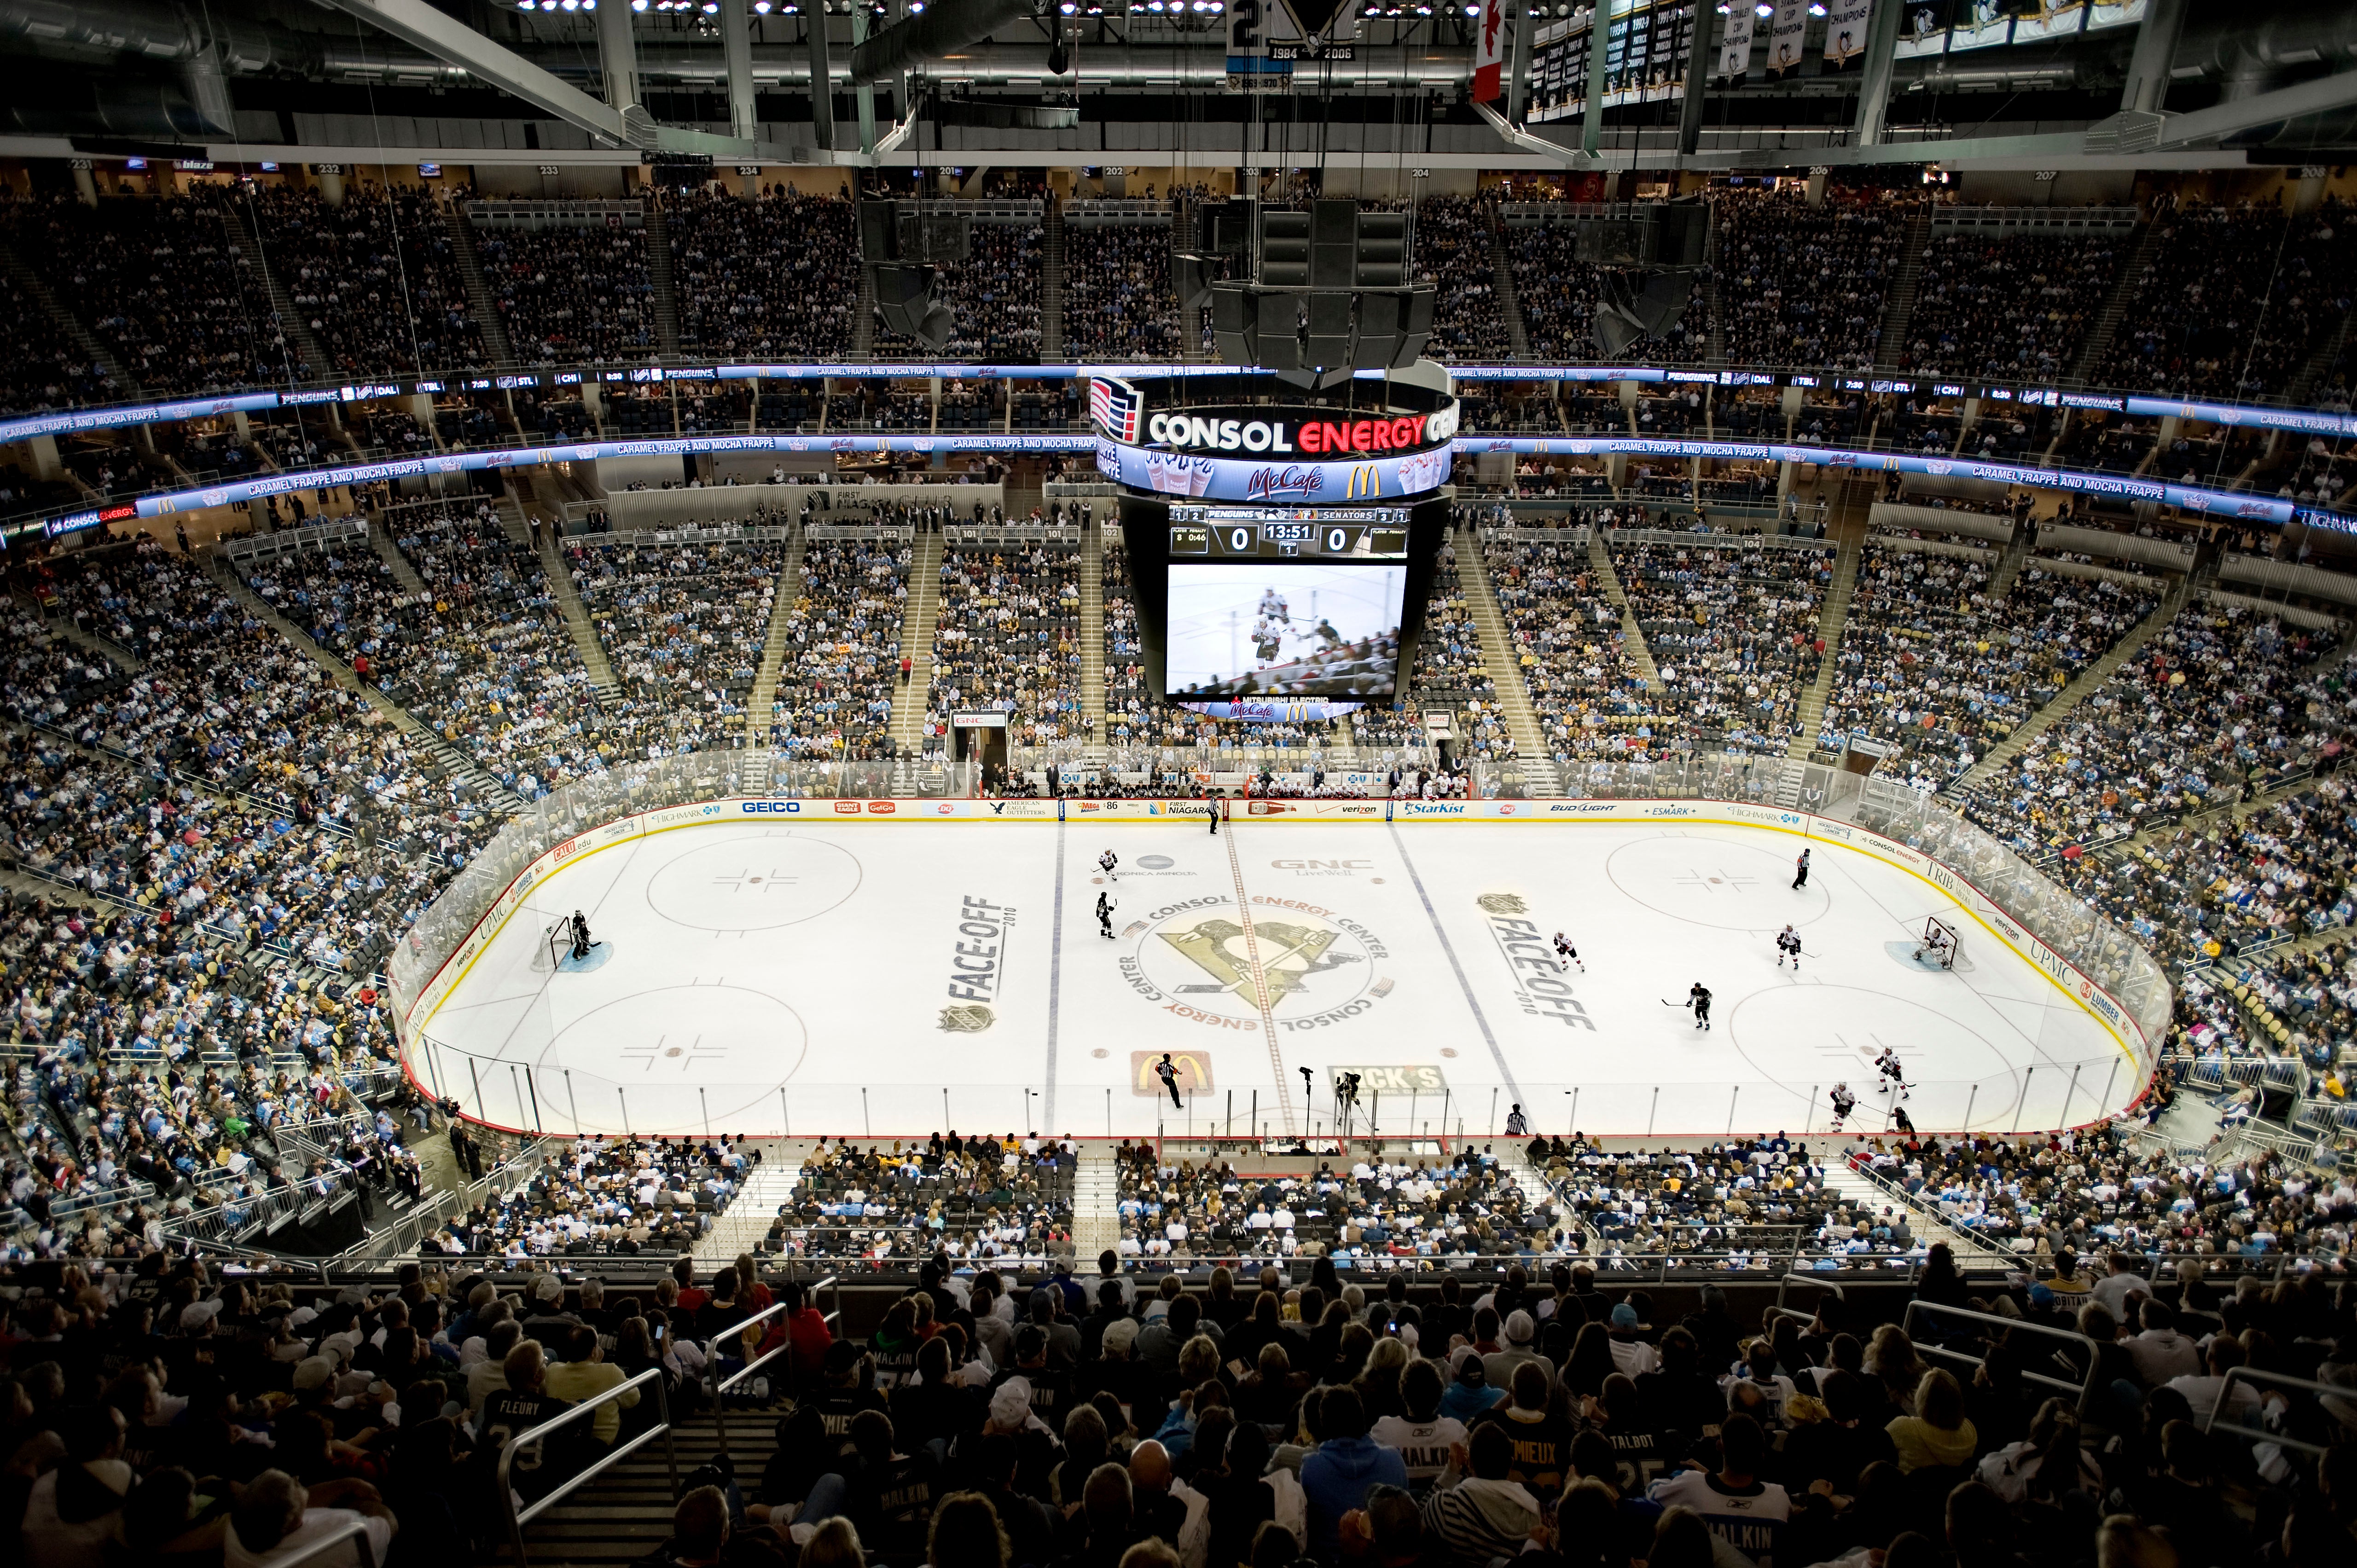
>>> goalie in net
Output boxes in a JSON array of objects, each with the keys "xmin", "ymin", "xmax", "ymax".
[{"xmin": 1914, "ymin": 915, "xmax": 1962, "ymax": 970}]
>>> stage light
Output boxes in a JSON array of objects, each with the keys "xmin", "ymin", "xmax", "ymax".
[
  {"xmin": 560, "ymin": 0, "xmax": 578, "ymax": 11},
  {"xmin": 1755, "ymin": 1, "xmax": 1772, "ymax": 12},
  {"xmin": 754, "ymin": 0, "xmax": 771, "ymax": 9},
  {"xmin": 1463, "ymin": 2, "xmax": 1478, "ymax": 12}
]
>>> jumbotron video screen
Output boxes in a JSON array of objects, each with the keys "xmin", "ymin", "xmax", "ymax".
[{"xmin": 1165, "ymin": 562, "xmax": 1406, "ymax": 698}]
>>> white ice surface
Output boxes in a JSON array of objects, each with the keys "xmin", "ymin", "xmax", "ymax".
[{"xmin": 410, "ymin": 818, "xmax": 2137, "ymax": 1140}]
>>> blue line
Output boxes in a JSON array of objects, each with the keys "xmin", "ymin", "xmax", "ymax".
[
  {"xmin": 1386, "ymin": 821, "xmax": 1524, "ymax": 1106},
  {"xmin": 1043, "ymin": 819, "xmax": 1065, "ymax": 1131}
]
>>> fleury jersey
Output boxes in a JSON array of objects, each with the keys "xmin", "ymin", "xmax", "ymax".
[{"xmin": 1646, "ymin": 1471, "xmax": 1792, "ymax": 1567}]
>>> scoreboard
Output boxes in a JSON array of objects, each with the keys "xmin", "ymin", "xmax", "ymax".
[{"xmin": 1168, "ymin": 505, "xmax": 1411, "ymax": 560}]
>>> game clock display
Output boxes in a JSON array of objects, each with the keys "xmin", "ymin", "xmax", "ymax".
[{"xmin": 1168, "ymin": 506, "xmax": 1411, "ymax": 560}]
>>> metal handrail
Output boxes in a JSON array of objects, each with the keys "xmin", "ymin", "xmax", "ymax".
[
  {"xmin": 496, "ymin": 1365, "xmax": 677, "ymax": 1568},
  {"xmin": 1765, "ymin": 1272, "xmax": 1846, "ymax": 1328},
  {"xmin": 1901, "ymin": 1300, "xmax": 2103, "ymax": 1416},
  {"xmin": 2202, "ymin": 1366, "xmax": 2352, "ymax": 1458},
  {"xmin": 710, "ymin": 1275, "xmax": 840, "ymax": 1460},
  {"xmin": 256, "ymin": 1515, "xmax": 377, "ymax": 1568}
]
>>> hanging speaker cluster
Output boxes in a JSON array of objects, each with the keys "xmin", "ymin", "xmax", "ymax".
[
  {"xmin": 1206, "ymin": 200, "xmax": 1435, "ymax": 388},
  {"xmin": 857, "ymin": 199, "xmax": 970, "ymax": 353},
  {"xmin": 1559, "ymin": 200, "xmax": 1710, "ymax": 358}
]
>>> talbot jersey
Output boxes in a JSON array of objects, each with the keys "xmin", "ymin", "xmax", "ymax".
[{"xmin": 1645, "ymin": 1471, "xmax": 1791, "ymax": 1567}]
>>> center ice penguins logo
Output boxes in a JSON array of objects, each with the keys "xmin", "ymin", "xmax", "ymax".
[{"xmin": 1118, "ymin": 895, "xmax": 1393, "ymax": 1033}]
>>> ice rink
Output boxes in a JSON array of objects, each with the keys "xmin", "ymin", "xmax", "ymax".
[{"xmin": 407, "ymin": 814, "xmax": 2144, "ymax": 1140}]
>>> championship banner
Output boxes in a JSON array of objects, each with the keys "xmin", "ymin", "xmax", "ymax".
[
  {"xmin": 1473, "ymin": 0, "xmax": 1507, "ymax": 102},
  {"xmin": 1768, "ymin": 0, "xmax": 1810, "ymax": 72},
  {"xmin": 1823, "ymin": 0, "xmax": 1874, "ymax": 63},
  {"xmin": 1717, "ymin": 3, "xmax": 1756, "ymax": 77}
]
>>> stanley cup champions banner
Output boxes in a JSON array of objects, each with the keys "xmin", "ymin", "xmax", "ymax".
[
  {"xmin": 1768, "ymin": 0, "xmax": 1810, "ymax": 71},
  {"xmin": 1824, "ymin": 0, "xmax": 1874, "ymax": 63},
  {"xmin": 1473, "ymin": 0, "xmax": 1507, "ymax": 101},
  {"xmin": 1718, "ymin": 3, "xmax": 1757, "ymax": 78}
]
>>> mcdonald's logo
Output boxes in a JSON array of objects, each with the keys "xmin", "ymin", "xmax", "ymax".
[
  {"xmin": 1345, "ymin": 463, "xmax": 1382, "ymax": 500},
  {"xmin": 1130, "ymin": 1050, "xmax": 1214, "ymax": 1096}
]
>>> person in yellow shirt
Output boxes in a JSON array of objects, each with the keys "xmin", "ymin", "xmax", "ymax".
[{"xmin": 543, "ymin": 1324, "xmax": 638, "ymax": 1448}]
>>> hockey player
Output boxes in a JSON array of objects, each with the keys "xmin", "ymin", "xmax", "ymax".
[
  {"xmin": 1154, "ymin": 1053, "xmax": 1183, "ymax": 1109},
  {"xmin": 1829, "ymin": 1082, "xmax": 1857, "ymax": 1129},
  {"xmin": 1096, "ymin": 890, "xmax": 1116, "ymax": 940},
  {"xmin": 1891, "ymin": 1103, "xmax": 1916, "ymax": 1138},
  {"xmin": 1915, "ymin": 923, "xmax": 1952, "ymax": 966},
  {"xmin": 1554, "ymin": 931, "xmax": 1585, "ymax": 972},
  {"xmin": 1688, "ymin": 982, "xmax": 1713, "ymax": 1031},
  {"xmin": 1792, "ymin": 848, "xmax": 1811, "ymax": 890},
  {"xmin": 1776, "ymin": 926, "xmax": 1803, "ymax": 969},
  {"xmin": 1099, "ymin": 849, "xmax": 1119, "ymax": 881},
  {"xmin": 1875, "ymin": 1047, "xmax": 1910, "ymax": 1101}
]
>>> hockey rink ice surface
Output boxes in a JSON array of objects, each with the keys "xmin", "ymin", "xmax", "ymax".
[{"xmin": 412, "ymin": 817, "xmax": 2141, "ymax": 1140}]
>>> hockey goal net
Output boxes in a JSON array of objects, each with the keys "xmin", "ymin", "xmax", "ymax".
[
  {"xmin": 532, "ymin": 919, "xmax": 571, "ymax": 972},
  {"xmin": 1916, "ymin": 915, "xmax": 1962, "ymax": 971}
]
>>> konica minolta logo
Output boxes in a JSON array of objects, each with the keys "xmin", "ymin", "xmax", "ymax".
[{"xmin": 742, "ymin": 800, "xmax": 802, "ymax": 814}]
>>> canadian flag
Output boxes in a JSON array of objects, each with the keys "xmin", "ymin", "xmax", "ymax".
[{"xmin": 1472, "ymin": 0, "xmax": 1506, "ymax": 102}]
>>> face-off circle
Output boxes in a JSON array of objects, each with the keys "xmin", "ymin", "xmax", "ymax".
[{"xmin": 645, "ymin": 834, "xmax": 863, "ymax": 932}]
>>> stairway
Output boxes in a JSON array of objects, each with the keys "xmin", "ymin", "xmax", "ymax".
[
  {"xmin": 528, "ymin": 1407, "xmax": 780, "ymax": 1568},
  {"xmin": 1787, "ymin": 530, "xmax": 1863, "ymax": 759},
  {"xmin": 0, "ymin": 237, "xmax": 143, "ymax": 398},
  {"xmin": 1944, "ymin": 578, "xmax": 2187, "ymax": 800},
  {"xmin": 1983, "ymin": 528, "xmax": 2033, "ymax": 600},
  {"xmin": 1071, "ymin": 1142, "xmax": 1120, "ymax": 1259},
  {"xmin": 693, "ymin": 1157, "xmax": 802, "ymax": 1261},
  {"xmin": 1174, "ymin": 197, "xmax": 1206, "ymax": 361},
  {"xmin": 1457, "ymin": 530, "xmax": 1561, "ymax": 796},
  {"xmin": 745, "ymin": 524, "xmax": 808, "ymax": 748},
  {"xmin": 444, "ymin": 204, "xmax": 516, "ymax": 367},
  {"xmin": 644, "ymin": 201, "xmax": 684, "ymax": 360},
  {"xmin": 1040, "ymin": 196, "xmax": 1066, "ymax": 362},
  {"xmin": 1823, "ymin": 1152, "xmax": 2014, "ymax": 1267},
  {"xmin": 1489, "ymin": 210, "xmax": 1533, "ymax": 361},
  {"xmin": 1079, "ymin": 515, "xmax": 1107, "ymax": 741},
  {"xmin": 23, "ymin": 586, "xmax": 143, "ymax": 674},
  {"xmin": 1585, "ymin": 530, "xmax": 1664, "ymax": 694},
  {"xmin": 2287, "ymin": 305, "xmax": 2354, "ymax": 409},
  {"xmin": 534, "ymin": 522, "xmax": 621, "ymax": 697},
  {"xmin": 886, "ymin": 530, "xmax": 946, "ymax": 754},
  {"xmin": 1704, "ymin": 213, "xmax": 1727, "ymax": 368},
  {"xmin": 853, "ymin": 266, "xmax": 878, "ymax": 360},
  {"xmin": 1871, "ymin": 207, "xmax": 1933, "ymax": 372},
  {"xmin": 2067, "ymin": 219, "xmax": 2158, "ymax": 385},
  {"xmin": 368, "ymin": 520, "xmax": 430, "ymax": 597},
  {"xmin": 221, "ymin": 207, "xmax": 333, "ymax": 381},
  {"xmin": 205, "ymin": 553, "xmax": 524, "ymax": 812}
]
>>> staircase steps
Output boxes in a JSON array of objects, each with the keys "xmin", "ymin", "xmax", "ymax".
[
  {"xmin": 1871, "ymin": 207, "xmax": 1933, "ymax": 373},
  {"xmin": 205, "ymin": 551, "xmax": 524, "ymax": 813},
  {"xmin": 746, "ymin": 524, "xmax": 808, "ymax": 748},
  {"xmin": 2066, "ymin": 218, "xmax": 2158, "ymax": 385},
  {"xmin": 2288, "ymin": 305, "xmax": 2354, "ymax": 409},
  {"xmin": 1824, "ymin": 1154, "xmax": 2014, "ymax": 1267},
  {"xmin": 1040, "ymin": 195, "xmax": 1066, "ymax": 361},
  {"xmin": 694, "ymin": 1158, "xmax": 802, "ymax": 1261},
  {"xmin": 1080, "ymin": 515, "xmax": 1107, "ymax": 740},
  {"xmin": 1983, "ymin": 528, "xmax": 2033, "ymax": 600},
  {"xmin": 1944, "ymin": 575, "xmax": 2187, "ymax": 800},
  {"xmin": 886, "ymin": 530, "xmax": 946, "ymax": 753},
  {"xmin": 1457, "ymin": 529, "xmax": 1561, "ymax": 797},
  {"xmin": 0, "ymin": 237, "xmax": 143, "ymax": 398},
  {"xmin": 1585, "ymin": 530, "xmax": 1664, "ymax": 694},
  {"xmin": 533, "ymin": 517, "xmax": 620, "ymax": 696},
  {"xmin": 854, "ymin": 266, "xmax": 877, "ymax": 360},
  {"xmin": 444, "ymin": 204, "xmax": 516, "ymax": 367},
  {"xmin": 367, "ymin": 518, "xmax": 430, "ymax": 597},
  {"xmin": 527, "ymin": 1411, "xmax": 781, "ymax": 1568},
  {"xmin": 1490, "ymin": 208, "xmax": 1533, "ymax": 361},
  {"xmin": 221, "ymin": 207, "xmax": 332, "ymax": 382},
  {"xmin": 644, "ymin": 202, "xmax": 684, "ymax": 360},
  {"xmin": 1704, "ymin": 211, "xmax": 1727, "ymax": 368},
  {"xmin": 1788, "ymin": 524, "xmax": 1864, "ymax": 758},
  {"xmin": 1072, "ymin": 1143, "xmax": 1120, "ymax": 1257}
]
